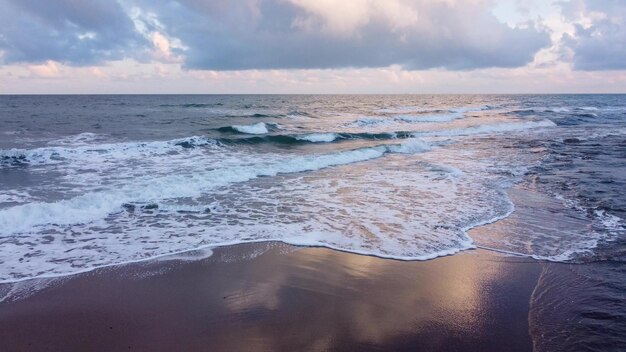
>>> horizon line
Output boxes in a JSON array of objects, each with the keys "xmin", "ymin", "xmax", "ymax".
[{"xmin": 2, "ymin": 92, "xmax": 626, "ymax": 96}]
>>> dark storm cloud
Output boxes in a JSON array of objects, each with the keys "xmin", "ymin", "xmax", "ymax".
[
  {"xmin": 560, "ymin": 0, "xmax": 626, "ymax": 71},
  {"xmin": 0, "ymin": 0, "xmax": 145, "ymax": 65},
  {"xmin": 0, "ymin": 0, "xmax": 551, "ymax": 70}
]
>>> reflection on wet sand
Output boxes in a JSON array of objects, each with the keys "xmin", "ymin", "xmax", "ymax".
[
  {"xmin": 0, "ymin": 243, "xmax": 540, "ymax": 351},
  {"xmin": 224, "ymin": 245, "xmax": 528, "ymax": 350}
]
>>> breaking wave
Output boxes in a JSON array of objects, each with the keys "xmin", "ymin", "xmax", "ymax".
[{"xmin": 0, "ymin": 139, "xmax": 431, "ymax": 237}]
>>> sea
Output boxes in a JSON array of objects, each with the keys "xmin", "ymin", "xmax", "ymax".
[{"xmin": 0, "ymin": 95, "xmax": 624, "ymax": 349}]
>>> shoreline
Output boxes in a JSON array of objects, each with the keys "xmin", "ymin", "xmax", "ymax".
[
  {"xmin": 3, "ymin": 183, "xmax": 590, "ymax": 287},
  {"xmin": 0, "ymin": 240, "xmax": 474, "ymax": 286},
  {"xmin": 1, "ymin": 242, "xmax": 542, "ymax": 351},
  {"xmin": 1, "ymin": 238, "xmax": 546, "ymax": 286}
]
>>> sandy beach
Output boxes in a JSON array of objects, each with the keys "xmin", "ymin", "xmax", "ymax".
[
  {"xmin": 0, "ymin": 243, "xmax": 542, "ymax": 351},
  {"xmin": 2, "ymin": 0, "xmax": 626, "ymax": 349}
]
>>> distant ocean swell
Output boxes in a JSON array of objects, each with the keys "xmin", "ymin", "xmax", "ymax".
[{"xmin": 0, "ymin": 119, "xmax": 555, "ymax": 166}]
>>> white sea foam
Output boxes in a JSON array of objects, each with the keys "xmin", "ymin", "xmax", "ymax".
[
  {"xmin": 352, "ymin": 105, "xmax": 488, "ymax": 126},
  {"xmin": 0, "ymin": 135, "xmax": 216, "ymax": 166},
  {"xmin": 419, "ymin": 119, "xmax": 556, "ymax": 137},
  {"xmin": 231, "ymin": 122, "xmax": 269, "ymax": 134},
  {"xmin": 555, "ymin": 193, "xmax": 625, "ymax": 239},
  {"xmin": 0, "ymin": 139, "xmax": 464, "ymax": 282},
  {"xmin": 396, "ymin": 113, "xmax": 463, "ymax": 123},
  {"xmin": 0, "ymin": 142, "xmax": 432, "ymax": 237},
  {"xmin": 387, "ymin": 139, "xmax": 431, "ymax": 153},
  {"xmin": 295, "ymin": 133, "xmax": 339, "ymax": 143},
  {"xmin": 0, "ymin": 119, "xmax": 554, "ymax": 243},
  {"xmin": 595, "ymin": 210, "xmax": 624, "ymax": 236},
  {"xmin": 6, "ymin": 139, "xmax": 538, "ymax": 284},
  {"xmin": 471, "ymin": 187, "xmax": 625, "ymax": 263}
]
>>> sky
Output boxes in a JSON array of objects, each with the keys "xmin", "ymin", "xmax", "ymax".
[{"xmin": 0, "ymin": 0, "xmax": 625, "ymax": 94}]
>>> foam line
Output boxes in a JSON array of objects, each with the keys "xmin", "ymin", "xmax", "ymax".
[{"xmin": 0, "ymin": 140, "xmax": 430, "ymax": 236}]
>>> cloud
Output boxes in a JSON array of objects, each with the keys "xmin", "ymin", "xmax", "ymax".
[
  {"xmin": 0, "ymin": 0, "xmax": 550, "ymax": 70},
  {"xmin": 560, "ymin": 0, "xmax": 626, "ymax": 70},
  {"xmin": 143, "ymin": 0, "xmax": 550, "ymax": 70},
  {"xmin": 0, "ymin": 0, "xmax": 145, "ymax": 65},
  {"xmin": 288, "ymin": 0, "xmax": 419, "ymax": 37},
  {"xmin": 27, "ymin": 60, "xmax": 62, "ymax": 78}
]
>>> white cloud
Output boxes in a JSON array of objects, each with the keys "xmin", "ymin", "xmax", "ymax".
[
  {"xmin": 560, "ymin": 0, "xmax": 626, "ymax": 70},
  {"xmin": 289, "ymin": 0, "xmax": 418, "ymax": 37},
  {"xmin": 150, "ymin": 32, "xmax": 184, "ymax": 63},
  {"xmin": 27, "ymin": 60, "xmax": 61, "ymax": 78}
]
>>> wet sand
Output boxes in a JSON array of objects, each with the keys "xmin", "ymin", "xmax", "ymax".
[{"xmin": 0, "ymin": 243, "xmax": 541, "ymax": 351}]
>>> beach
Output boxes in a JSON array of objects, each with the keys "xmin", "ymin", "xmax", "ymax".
[
  {"xmin": 0, "ymin": 243, "xmax": 541, "ymax": 351},
  {"xmin": 1, "ymin": 94, "xmax": 624, "ymax": 351},
  {"xmin": 2, "ymin": 0, "xmax": 626, "ymax": 349}
]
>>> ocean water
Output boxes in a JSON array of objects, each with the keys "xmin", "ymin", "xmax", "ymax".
[
  {"xmin": 2, "ymin": 94, "xmax": 625, "ymax": 349},
  {"xmin": 0, "ymin": 95, "xmax": 624, "ymax": 282}
]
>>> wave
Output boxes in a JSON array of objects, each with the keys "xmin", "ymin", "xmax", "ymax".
[
  {"xmin": 0, "ymin": 139, "xmax": 431, "ymax": 236},
  {"xmin": 2, "ymin": 119, "xmax": 556, "ymax": 168},
  {"xmin": 378, "ymin": 105, "xmax": 489, "ymax": 115},
  {"xmin": 286, "ymin": 110, "xmax": 314, "ymax": 118},
  {"xmin": 0, "ymin": 131, "xmax": 404, "ymax": 167},
  {"xmin": 295, "ymin": 133, "xmax": 339, "ymax": 143},
  {"xmin": 574, "ymin": 112, "xmax": 598, "ymax": 118},
  {"xmin": 508, "ymin": 106, "xmax": 623, "ymax": 117},
  {"xmin": 159, "ymin": 103, "xmax": 223, "ymax": 108},
  {"xmin": 218, "ymin": 131, "xmax": 414, "ymax": 145},
  {"xmin": 449, "ymin": 106, "xmax": 490, "ymax": 113},
  {"xmin": 547, "ymin": 107, "xmax": 569, "ymax": 113},
  {"xmin": 508, "ymin": 107, "xmax": 569, "ymax": 115},
  {"xmin": 0, "ymin": 136, "xmax": 217, "ymax": 166},
  {"xmin": 231, "ymin": 122, "xmax": 270, "ymax": 134},
  {"xmin": 387, "ymin": 139, "xmax": 431, "ymax": 153},
  {"xmin": 225, "ymin": 113, "xmax": 277, "ymax": 118},
  {"xmin": 349, "ymin": 117, "xmax": 394, "ymax": 127},
  {"xmin": 566, "ymin": 128, "xmax": 626, "ymax": 142},
  {"xmin": 352, "ymin": 115, "xmax": 461, "ymax": 126},
  {"xmin": 396, "ymin": 112, "xmax": 464, "ymax": 123},
  {"xmin": 377, "ymin": 106, "xmax": 455, "ymax": 114},
  {"xmin": 417, "ymin": 119, "xmax": 556, "ymax": 137},
  {"xmin": 217, "ymin": 122, "xmax": 280, "ymax": 135},
  {"xmin": 224, "ymin": 111, "xmax": 314, "ymax": 119},
  {"xmin": 352, "ymin": 106, "xmax": 489, "ymax": 126}
]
